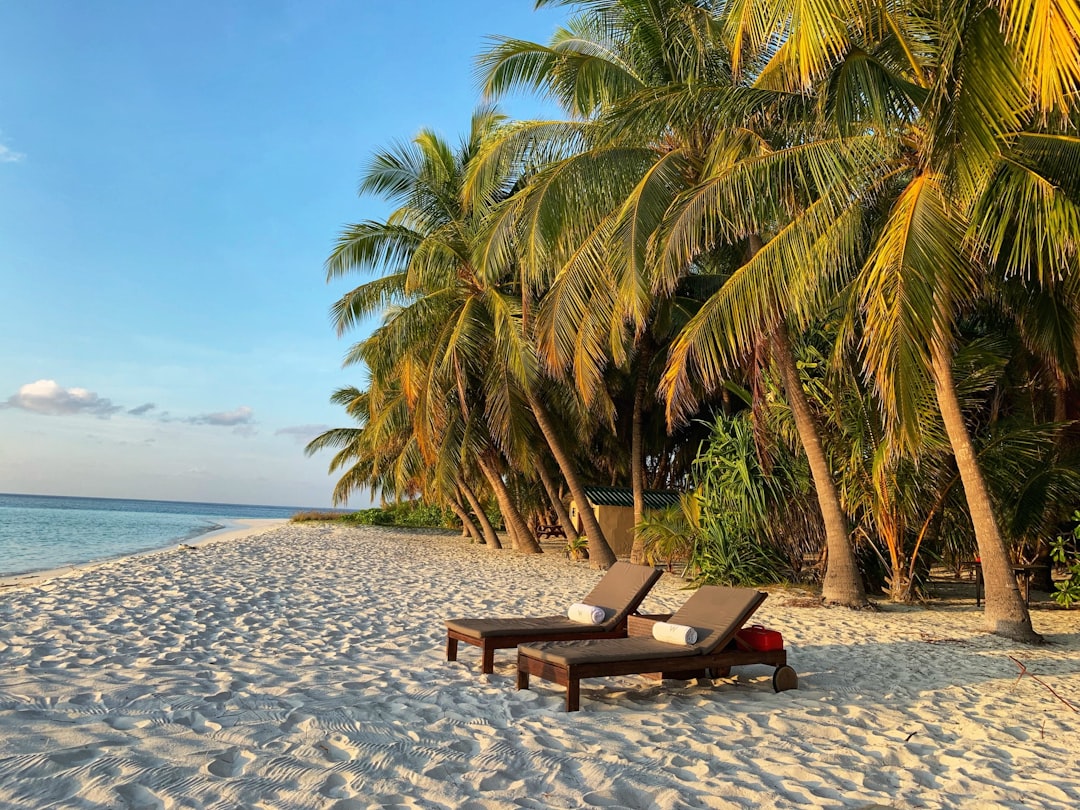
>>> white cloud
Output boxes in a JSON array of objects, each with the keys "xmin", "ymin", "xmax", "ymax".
[
  {"xmin": 4, "ymin": 379, "xmax": 121, "ymax": 417},
  {"xmin": 186, "ymin": 405, "xmax": 254, "ymax": 427},
  {"xmin": 128, "ymin": 402, "xmax": 157, "ymax": 416},
  {"xmin": 0, "ymin": 143, "xmax": 24, "ymax": 164}
]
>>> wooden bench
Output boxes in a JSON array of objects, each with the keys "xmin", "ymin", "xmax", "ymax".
[{"xmin": 536, "ymin": 524, "xmax": 566, "ymax": 540}]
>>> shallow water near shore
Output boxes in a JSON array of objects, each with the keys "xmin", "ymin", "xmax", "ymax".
[{"xmin": 0, "ymin": 493, "xmax": 305, "ymax": 577}]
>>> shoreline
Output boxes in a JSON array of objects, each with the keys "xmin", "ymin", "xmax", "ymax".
[
  {"xmin": 0, "ymin": 518, "xmax": 287, "ymax": 590},
  {"xmin": 0, "ymin": 522, "xmax": 1076, "ymax": 808}
]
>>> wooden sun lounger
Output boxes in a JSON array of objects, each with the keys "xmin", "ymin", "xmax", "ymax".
[
  {"xmin": 445, "ymin": 562, "xmax": 663, "ymax": 674},
  {"xmin": 516, "ymin": 585, "xmax": 798, "ymax": 710}
]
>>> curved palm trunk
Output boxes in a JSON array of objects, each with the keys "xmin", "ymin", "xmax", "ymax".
[
  {"xmin": 477, "ymin": 452, "xmax": 542, "ymax": 554},
  {"xmin": 931, "ymin": 340, "xmax": 1041, "ymax": 642},
  {"xmin": 459, "ymin": 480, "xmax": 501, "ymax": 549},
  {"xmin": 536, "ymin": 457, "xmax": 579, "ymax": 543},
  {"xmin": 1051, "ymin": 368, "xmax": 1068, "ymax": 429},
  {"xmin": 527, "ymin": 391, "xmax": 618, "ymax": 568},
  {"xmin": 629, "ymin": 342, "xmax": 653, "ymax": 564},
  {"xmin": 448, "ymin": 496, "xmax": 482, "ymax": 543},
  {"xmin": 771, "ymin": 319, "xmax": 868, "ymax": 607}
]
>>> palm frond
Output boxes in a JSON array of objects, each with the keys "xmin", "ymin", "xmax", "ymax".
[
  {"xmin": 857, "ymin": 172, "xmax": 975, "ymax": 449},
  {"xmin": 996, "ymin": 0, "xmax": 1080, "ymax": 119}
]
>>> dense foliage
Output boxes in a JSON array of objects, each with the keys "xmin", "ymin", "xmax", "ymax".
[{"xmin": 311, "ymin": 1, "xmax": 1080, "ymax": 639}]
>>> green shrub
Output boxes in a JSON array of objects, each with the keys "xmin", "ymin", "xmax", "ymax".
[
  {"xmin": 338, "ymin": 501, "xmax": 453, "ymax": 529},
  {"xmin": 689, "ymin": 412, "xmax": 790, "ymax": 586},
  {"xmin": 1050, "ymin": 512, "xmax": 1080, "ymax": 608},
  {"xmin": 387, "ymin": 501, "xmax": 451, "ymax": 528},
  {"xmin": 291, "ymin": 510, "xmax": 352, "ymax": 523},
  {"xmin": 341, "ymin": 508, "xmax": 393, "ymax": 525},
  {"xmin": 564, "ymin": 534, "xmax": 589, "ymax": 561}
]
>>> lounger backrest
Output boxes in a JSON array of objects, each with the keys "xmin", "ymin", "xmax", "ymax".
[
  {"xmin": 668, "ymin": 585, "xmax": 767, "ymax": 653},
  {"xmin": 582, "ymin": 561, "xmax": 663, "ymax": 629}
]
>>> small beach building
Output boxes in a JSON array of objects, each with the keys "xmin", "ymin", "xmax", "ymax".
[{"xmin": 568, "ymin": 486, "xmax": 681, "ymax": 558}]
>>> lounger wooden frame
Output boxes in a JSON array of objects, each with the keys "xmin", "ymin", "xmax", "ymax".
[
  {"xmin": 516, "ymin": 639, "xmax": 791, "ymax": 711},
  {"xmin": 445, "ymin": 562, "xmax": 663, "ymax": 674},
  {"xmin": 516, "ymin": 595, "xmax": 798, "ymax": 711},
  {"xmin": 446, "ymin": 621, "xmax": 631, "ymax": 675}
]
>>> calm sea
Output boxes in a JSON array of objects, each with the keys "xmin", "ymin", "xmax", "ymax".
[{"xmin": 0, "ymin": 493, "xmax": 307, "ymax": 578}]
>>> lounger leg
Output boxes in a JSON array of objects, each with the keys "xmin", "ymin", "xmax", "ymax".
[
  {"xmin": 566, "ymin": 679, "xmax": 580, "ymax": 712},
  {"xmin": 446, "ymin": 636, "xmax": 458, "ymax": 662},
  {"xmin": 516, "ymin": 669, "xmax": 529, "ymax": 690},
  {"xmin": 481, "ymin": 645, "xmax": 495, "ymax": 674}
]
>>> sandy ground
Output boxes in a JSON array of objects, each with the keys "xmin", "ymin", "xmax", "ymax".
[{"xmin": 0, "ymin": 523, "xmax": 1077, "ymax": 809}]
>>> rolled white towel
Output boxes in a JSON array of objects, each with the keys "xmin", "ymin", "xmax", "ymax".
[
  {"xmin": 567, "ymin": 603, "xmax": 606, "ymax": 625},
  {"xmin": 652, "ymin": 621, "xmax": 698, "ymax": 646}
]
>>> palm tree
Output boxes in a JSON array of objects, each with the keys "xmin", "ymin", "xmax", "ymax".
[
  {"xmin": 478, "ymin": 0, "xmax": 868, "ymax": 603},
  {"xmin": 304, "ymin": 384, "xmax": 420, "ymax": 505},
  {"xmin": 323, "ymin": 107, "xmax": 630, "ymax": 559},
  {"xmin": 305, "ymin": 370, "xmax": 506, "ymax": 547},
  {"xmin": 660, "ymin": 0, "xmax": 1080, "ymax": 639}
]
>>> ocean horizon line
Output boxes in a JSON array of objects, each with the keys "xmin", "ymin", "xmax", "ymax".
[{"xmin": 0, "ymin": 491, "xmax": 342, "ymax": 514}]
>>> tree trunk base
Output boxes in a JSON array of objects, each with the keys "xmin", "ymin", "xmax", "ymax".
[
  {"xmin": 986, "ymin": 620, "xmax": 1044, "ymax": 644},
  {"xmin": 822, "ymin": 597, "xmax": 878, "ymax": 611}
]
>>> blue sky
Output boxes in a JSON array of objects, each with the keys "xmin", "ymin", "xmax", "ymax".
[{"xmin": 0, "ymin": 1, "xmax": 565, "ymax": 507}]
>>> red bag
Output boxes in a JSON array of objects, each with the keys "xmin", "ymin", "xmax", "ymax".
[{"xmin": 736, "ymin": 625, "xmax": 784, "ymax": 651}]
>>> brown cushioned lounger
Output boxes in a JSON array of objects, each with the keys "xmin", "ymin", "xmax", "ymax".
[
  {"xmin": 446, "ymin": 561, "xmax": 662, "ymax": 674},
  {"xmin": 516, "ymin": 585, "xmax": 798, "ymax": 710}
]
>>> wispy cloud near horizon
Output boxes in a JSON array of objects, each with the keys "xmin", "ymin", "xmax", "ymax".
[
  {"xmin": 185, "ymin": 406, "xmax": 257, "ymax": 436},
  {"xmin": 185, "ymin": 405, "xmax": 255, "ymax": 427},
  {"xmin": 275, "ymin": 424, "xmax": 330, "ymax": 444}
]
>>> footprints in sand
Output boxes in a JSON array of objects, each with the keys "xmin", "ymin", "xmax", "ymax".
[
  {"xmin": 317, "ymin": 735, "xmax": 360, "ymax": 763},
  {"xmin": 47, "ymin": 746, "xmax": 100, "ymax": 769},
  {"xmin": 206, "ymin": 748, "xmax": 254, "ymax": 778},
  {"xmin": 582, "ymin": 785, "xmax": 681, "ymax": 809},
  {"xmin": 172, "ymin": 711, "xmax": 222, "ymax": 734},
  {"xmin": 114, "ymin": 782, "xmax": 166, "ymax": 810},
  {"xmin": 106, "ymin": 715, "xmax": 154, "ymax": 731},
  {"xmin": 320, "ymin": 772, "xmax": 351, "ymax": 799}
]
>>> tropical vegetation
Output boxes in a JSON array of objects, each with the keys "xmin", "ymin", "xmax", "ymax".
[{"xmin": 309, "ymin": 0, "xmax": 1080, "ymax": 642}]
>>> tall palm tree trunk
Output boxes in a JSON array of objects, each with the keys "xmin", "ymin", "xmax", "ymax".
[
  {"xmin": 459, "ymin": 480, "xmax": 501, "ymax": 549},
  {"xmin": 536, "ymin": 457, "xmax": 579, "ymax": 543},
  {"xmin": 448, "ymin": 496, "xmax": 483, "ymax": 543},
  {"xmin": 770, "ymin": 319, "xmax": 868, "ymax": 607},
  {"xmin": 629, "ymin": 342, "xmax": 653, "ymax": 564},
  {"xmin": 931, "ymin": 340, "xmax": 1041, "ymax": 642},
  {"xmin": 477, "ymin": 452, "xmax": 542, "ymax": 554},
  {"xmin": 527, "ymin": 391, "xmax": 618, "ymax": 568}
]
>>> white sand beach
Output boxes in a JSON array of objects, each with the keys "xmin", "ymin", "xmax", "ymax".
[{"xmin": 0, "ymin": 524, "xmax": 1077, "ymax": 809}]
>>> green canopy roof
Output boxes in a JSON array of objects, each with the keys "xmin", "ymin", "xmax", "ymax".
[{"xmin": 582, "ymin": 486, "xmax": 681, "ymax": 510}]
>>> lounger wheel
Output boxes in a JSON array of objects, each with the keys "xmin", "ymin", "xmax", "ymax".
[{"xmin": 772, "ymin": 665, "xmax": 798, "ymax": 692}]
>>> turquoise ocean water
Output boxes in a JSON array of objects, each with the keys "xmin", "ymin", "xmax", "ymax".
[{"xmin": 0, "ymin": 493, "xmax": 307, "ymax": 578}]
